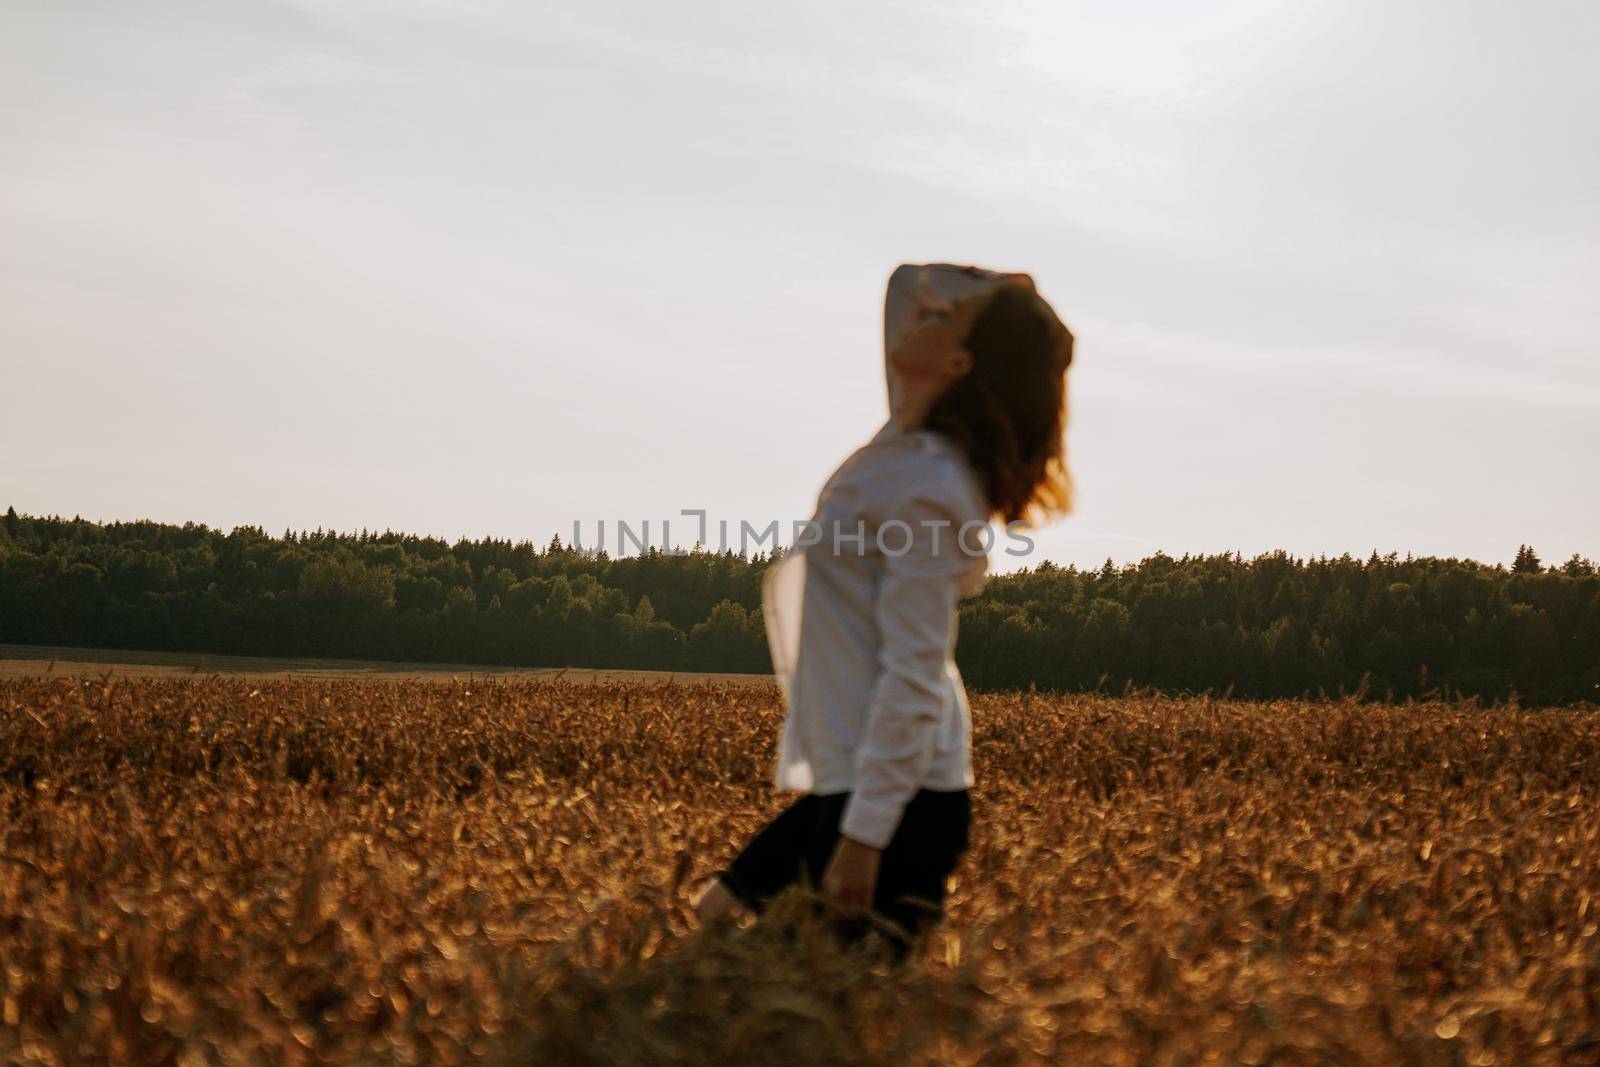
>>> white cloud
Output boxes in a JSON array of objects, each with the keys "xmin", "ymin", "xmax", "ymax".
[{"xmin": 1, "ymin": 0, "xmax": 1594, "ymax": 565}]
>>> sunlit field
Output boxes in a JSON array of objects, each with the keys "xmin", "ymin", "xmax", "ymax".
[{"xmin": 3, "ymin": 676, "xmax": 1597, "ymax": 1064}]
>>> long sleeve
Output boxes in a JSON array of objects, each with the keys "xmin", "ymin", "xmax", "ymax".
[{"xmin": 838, "ymin": 482, "xmax": 987, "ymax": 849}]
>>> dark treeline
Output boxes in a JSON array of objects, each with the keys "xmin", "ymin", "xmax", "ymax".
[{"xmin": 1, "ymin": 508, "xmax": 1595, "ymax": 704}]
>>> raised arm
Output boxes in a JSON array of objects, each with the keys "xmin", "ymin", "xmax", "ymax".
[{"xmin": 883, "ymin": 264, "xmax": 1036, "ymax": 409}]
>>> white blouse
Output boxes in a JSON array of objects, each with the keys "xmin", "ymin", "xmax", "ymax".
[{"xmin": 761, "ymin": 262, "xmax": 1019, "ymax": 849}]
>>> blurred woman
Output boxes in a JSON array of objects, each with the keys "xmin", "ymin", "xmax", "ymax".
[{"xmin": 693, "ymin": 262, "xmax": 1075, "ymax": 953}]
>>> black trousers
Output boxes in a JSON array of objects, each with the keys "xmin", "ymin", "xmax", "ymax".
[{"xmin": 714, "ymin": 788, "xmax": 971, "ymax": 948}]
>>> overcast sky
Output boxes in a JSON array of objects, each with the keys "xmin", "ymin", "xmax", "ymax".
[{"xmin": 3, "ymin": 0, "xmax": 1595, "ymax": 570}]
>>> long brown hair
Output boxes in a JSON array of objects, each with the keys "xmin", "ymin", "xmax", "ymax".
[{"xmin": 924, "ymin": 285, "xmax": 1074, "ymax": 525}]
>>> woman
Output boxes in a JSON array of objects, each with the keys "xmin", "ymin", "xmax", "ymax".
[{"xmin": 692, "ymin": 261, "xmax": 1074, "ymax": 951}]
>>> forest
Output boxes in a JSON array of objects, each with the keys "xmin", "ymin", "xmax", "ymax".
[{"xmin": 1, "ymin": 508, "xmax": 1595, "ymax": 703}]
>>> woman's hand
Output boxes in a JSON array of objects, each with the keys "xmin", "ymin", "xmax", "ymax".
[
  {"xmin": 820, "ymin": 835, "xmax": 883, "ymax": 908},
  {"xmin": 897, "ymin": 269, "xmax": 1036, "ymax": 351}
]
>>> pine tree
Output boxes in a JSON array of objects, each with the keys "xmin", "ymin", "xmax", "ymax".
[
  {"xmin": 1512, "ymin": 544, "xmax": 1542, "ymax": 573},
  {"xmin": 1561, "ymin": 553, "xmax": 1596, "ymax": 577}
]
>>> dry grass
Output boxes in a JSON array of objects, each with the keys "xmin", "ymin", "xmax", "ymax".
[{"xmin": 2, "ymin": 677, "xmax": 1598, "ymax": 1065}]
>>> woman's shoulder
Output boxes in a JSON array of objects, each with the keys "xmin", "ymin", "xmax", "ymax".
[
  {"xmin": 825, "ymin": 423, "xmax": 991, "ymax": 523},
  {"xmin": 876, "ymin": 437, "xmax": 992, "ymax": 594},
  {"xmin": 880, "ymin": 432, "xmax": 990, "ymax": 524}
]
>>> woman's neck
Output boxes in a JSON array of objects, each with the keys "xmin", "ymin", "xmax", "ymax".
[{"xmin": 893, "ymin": 375, "xmax": 943, "ymax": 432}]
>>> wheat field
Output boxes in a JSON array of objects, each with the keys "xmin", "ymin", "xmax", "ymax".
[{"xmin": 2, "ymin": 676, "xmax": 1597, "ymax": 1065}]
